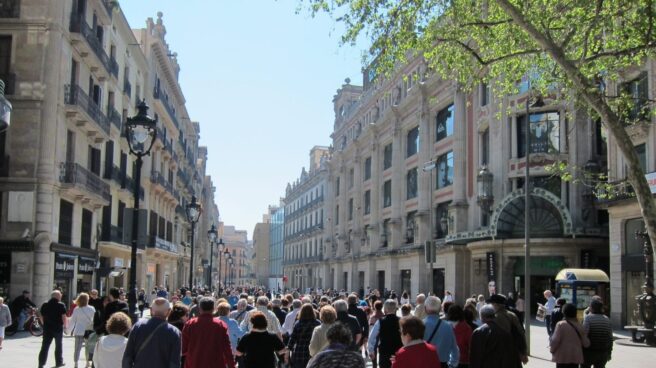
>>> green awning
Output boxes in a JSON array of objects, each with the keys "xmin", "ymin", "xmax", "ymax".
[{"xmin": 513, "ymin": 256, "xmax": 566, "ymax": 276}]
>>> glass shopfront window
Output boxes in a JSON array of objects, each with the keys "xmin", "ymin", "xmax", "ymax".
[{"xmin": 517, "ymin": 112, "xmax": 560, "ymax": 158}]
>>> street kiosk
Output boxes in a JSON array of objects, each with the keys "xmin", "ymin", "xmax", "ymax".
[{"xmin": 555, "ymin": 268, "xmax": 610, "ymax": 319}]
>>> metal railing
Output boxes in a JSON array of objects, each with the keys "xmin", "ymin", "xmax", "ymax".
[
  {"xmin": 150, "ymin": 171, "xmax": 174, "ymax": 196},
  {"xmin": 123, "ymin": 77, "xmax": 132, "ymax": 98},
  {"xmin": 148, "ymin": 235, "xmax": 177, "ymax": 253},
  {"xmin": 153, "ymin": 86, "xmax": 180, "ymax": 128},
  {"xmin": 69, "ymin": 13, "xmax": 114, "ymax": 76},
  {"xmin": 594, "ymin": 179, "xmax": 636, "ymax": 204},
  {"xmin": 59, "ymin": 162, "xmax": 111, "ymax": 202},
  {"xmin": 108, "ymin": 107, "xmax": 122, "ymax": 130},
  {"xmin": 64, "ymin": 84, "xmax": 110, "ymax": 135}
]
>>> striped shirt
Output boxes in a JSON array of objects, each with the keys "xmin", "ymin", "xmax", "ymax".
[{"xmin": 583, "ymin": 313, "xmax": 613, "ymax": 351}]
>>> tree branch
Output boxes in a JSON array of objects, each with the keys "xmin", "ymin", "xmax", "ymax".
[
  {"xmin": 584, "ymin": 42, "xmax": 656, "ymax": 63},
  {"xmin": 435, "ymin": 37, "xmax": 540, "ymax": 66}
]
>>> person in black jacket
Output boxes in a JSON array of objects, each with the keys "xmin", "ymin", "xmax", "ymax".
[
  {"xmin": 549, "ymin": 298, "xmax": 567, "ymax": 335},
  {"xmin": 367, "ymin": 299, "xmax": 402, "ymax": 368},
  {"xmin": 470, "ymin": 305, "xmax": 517, "ymax": 368},
  {"xmin": 347, "ymin": 294, "xmax": 369, "ymax": 348},
  {"xmin": 38, "ymin": 290, "xmax": 67, "ymax": 368},
  {"xmin": 97, "ymin": 288, "xmax": 128, "ymax": 335},
  {"xmin": 333, "ymin": 300, "xmax": 362, "ymax": 349}
]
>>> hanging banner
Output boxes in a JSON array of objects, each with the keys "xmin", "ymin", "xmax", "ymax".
[
  {"xmin": 54, "ymin": 253, "xmax": 76, "ymax": 279},
  {"xmin": 486, "ymin": 252, "xmax": 497, "ymax": 296},
  {"xmin": 78, "ymin": 256, "xmax": 95, "ymax": 275}
]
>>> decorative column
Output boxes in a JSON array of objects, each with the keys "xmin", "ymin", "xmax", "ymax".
[{"xmin": 450, "ymin": 87, "xmax": 469, "ymax": 233}]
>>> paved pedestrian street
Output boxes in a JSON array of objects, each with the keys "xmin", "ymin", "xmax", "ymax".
[{"xmin": 2, "ymin": 321, "xmax": 653, "ymax": 367}]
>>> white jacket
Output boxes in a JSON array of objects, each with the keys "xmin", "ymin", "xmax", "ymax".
[
  {"xmin": 93, "ymin": 334, "xmax": 127, "ymax": 368},
  {"xmin": 69, "ymin": 305, "xmax": 95, "ymax": 336}
]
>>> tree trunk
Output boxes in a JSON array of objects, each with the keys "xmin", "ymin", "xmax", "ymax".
[{"xmin": 496, "ymin": 0, "xmax": 656, "ymax": 256}]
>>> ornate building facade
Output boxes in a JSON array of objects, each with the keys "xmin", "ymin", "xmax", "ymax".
[{"xmin": 0, "ymin": 2, "xmax": 219, "ymax": 306}]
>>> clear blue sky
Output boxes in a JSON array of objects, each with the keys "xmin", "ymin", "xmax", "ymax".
[{"xmin": 121, "ymin": 1, "xmax": 363, "ymax": 238}]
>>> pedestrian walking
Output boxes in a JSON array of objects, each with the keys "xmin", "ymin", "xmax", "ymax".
[
  {"xmin": 347, "ymin": 294, "xmax": 369, "ymax": 350},
  {"xmin": 283, "ymin": 299, "xmax": 303, "ymax": 340},
  {"xmin": 0, "ymin": 296, "xmax": 11, "ymax": 351},
  {"xmin": 399, "ymin": 291, "xmax": 410, "ymax": 306},
  {"xmin": 306, "ymin": 323, "xmax": 365, "ymax": 368},
  {"xmin": 288, "ymin": 303, "xmax": 321, "ymax": 368},
  {"xmin": 582, "ymin": 300, "xmax": 613, "ymax": 368},
  {"xmin": 469, "ymin": 305, "xmax": 517, "ymax": 368},
  {"xmin": 391, "ymin": 316, "xmax": 440, "ymax": 368},
  {"xmin": 38, "ymin": 290, "xmax": 68, "ymax": 368},
  {"xmin": 230, "ymin": 299, "xmax": 250, "ymax": 325},
  {"xmin": 121, "ymin": 297, "xmax": 181, "ymax": 368},
  {"xmin": 272, "ymin": 298, "xmax": 288, "ymax": 326},
  {"xmin": 486, "ymin": 294, "xmax": 527, "ymax": 367},
  {"xmin": 93, "ymin": 312, "xmax": 131, "ymax": 368},
  {"xmin": 367, "ymin": 299, "xmax": 402, "ymax": 368},
  {"xmin": 69, "ymin": 293, "xmax": 96, "ymax": 368},
  {"xmin": 423, "ymin": 296, "xmax": 459, "ymax": 368},
  {"xmin": 550, "ymin": 303, "xmax": 590, "ymax": 368},
  {"xmin": 236, "ymin": 311, "xmax": 288, "ymax": 368},
  {"xmin": 334, "ymin": 300, "xmax": 362, "ymax": 349},
  {"xmin": 515, "ymin": 293, "xmax": 525, "ymax": 326},
  {"xmin": 137, "ymin": 289, "xmax": 146, "ymax": 317},
  {"xmin": 309, "ymin": 305, "xmax": 337, "ymax": 357},
  {"xmin": 181, "ymin": 297, "xmax": 235, "ymax": 368},
  {"xmin": 216, "ymin": 302, "xmax": 245, "ymax": 356},
  {"xmin": 10, "ymin": 290, "xmax": 37, "ymax": 331},
  {"xmin": 543, "ymin": 290, "xmax": 557, "ymax": 336},
  {"xmin": 414, "ymin": 294, "xmax": 427, "ymax": 321},
  {"xmin": 168, "ymin": 302, "xmax": 190, "ymax": 331},
  {"xmin": 98, "ymin": 288, "xmax": 128, "ymax": 336},
  {"xmin": 550, "ymin": 298, "xmax": 567, "ymax": 336},
  {"xmin": 447, "ymin": 304, "xmax": 473, "ymax": 368},
  {"xmin": 240, "ymin": 296, "xmax": 283, "ymax": 339}
]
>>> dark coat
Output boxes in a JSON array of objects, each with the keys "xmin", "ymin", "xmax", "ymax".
[{"xmin": 470, "ymin": 321, "xmax": 520, "ymax": 368}]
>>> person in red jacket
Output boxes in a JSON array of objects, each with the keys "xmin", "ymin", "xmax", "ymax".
[
  {"xmin": 182, "ymin": 297, "xmax": 235, "ymax": 368},
  {"xmin": 392, "ymin": 316, "xmax": 441, "ymax": 368}
]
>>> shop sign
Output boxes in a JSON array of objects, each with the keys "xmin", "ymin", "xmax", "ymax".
[
  {"xmin": 54, "ymin": 253, "xmax": 76, "ymax": 278},
  {"xmin": 78, "ymin": 256, "xmax": 95, "ymax": 275}
]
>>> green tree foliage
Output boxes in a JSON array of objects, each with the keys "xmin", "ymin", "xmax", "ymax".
[{"xmin": 301, "ymin": 0, "xmax": 656, "ymax": 254}]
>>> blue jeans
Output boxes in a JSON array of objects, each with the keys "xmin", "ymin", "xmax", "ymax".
[
  {"xmin": 17, "ymin": 310, "xmax": 27, "ymax": 330},
  {"xmin": 545, "ymin": 315, "xmax": 553, "ymax": 336}
]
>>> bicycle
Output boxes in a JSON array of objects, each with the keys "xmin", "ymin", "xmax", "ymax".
[{"xmin": 5, "ymin": 307, "xmax": 43, "ymax": 337}]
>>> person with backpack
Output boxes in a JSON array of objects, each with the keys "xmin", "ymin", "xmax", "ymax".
[{"xmin": 367, "ymin": 299, "xmax": 403, "ymax": 368}]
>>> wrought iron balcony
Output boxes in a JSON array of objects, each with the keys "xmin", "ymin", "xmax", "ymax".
[
  {"xmin": 148, "ymin": 235, "xmax": 177, "ymax": 253},
  {"xmin": 123, "ymin": 77, "xmax": 132, "ymax": 98},
  {"xmin": 150, "ymin": 170, "xmax": 175, "ymax": 196},
  {"xmin": 59, "ymin": 162, "xmax": 111, "ymax": 203},
  {"xmin": 153, "ymin": 86, "xmax": 180, "ymax": 128},
  {"xmin": 0, "ymin": 0, "xmax": 20, "ymax": 18},
  {"xmin": 594, "ymin": 179, "xmax": 636, "ymax": 204},
  {"xmin": 69, "ymin": 13, "xmax": 115, "ymax": 78},
  {"xmin": 108, "ymin": 106, "xmax": 122, "ymax": 130},
  {"xmin": 64, "ymin": 84, "xmax": 110, "ymax": 137}
]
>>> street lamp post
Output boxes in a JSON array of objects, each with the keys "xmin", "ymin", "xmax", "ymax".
[
  {"xmin": 217, "ymin": 238, "xmax": 225, "ymax": 293},
  {"xmin": 207, "ymin": 224, "xmax": 218, "ymax": 293},
  {"xmin": 186, "ymin": 195, "xmax": 202, "ymax": 290},
  {"xmin": 224, "ymin": 252, "xmax": 231, "ymax": 290},
  {"xmin": 125, "ymin": 100, "xmax": 157, "ymax": 319}
]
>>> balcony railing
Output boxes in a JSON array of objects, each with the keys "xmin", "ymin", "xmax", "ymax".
[
  {"xmin": 59, "ymin": 162, "xmax": 111, "ymax": 202},
  {"xmin": 69, "ymin": 13, "xmax": 114, "ymax": 77},
  {"xmin": 150, "ymin": 171, "xmax": 174, "ymax": 196},
  {"xmin": 0, "ymin": 0, "xmax": 20, "ymax": 18},
  {"xmin": 101, "ymin": 224, "xmax": 126, "ymax": 245},
  {"xmin": 123, "ymin": 77, "xmax": 132, "ymax": 98},
  {"xmin": 595, "ymin": 179, "xmax": 636, "ymax": 204},
  {"xmin": 108, "ymin": 107, "xmax": 122, "ymax": 130},
  {"xmin": 153, "ymin": 86, "xmax": 180, "ymax": 128},
  {"xmin": 64, "ymin": 84, "xmax": 110, "ymax": 135}
]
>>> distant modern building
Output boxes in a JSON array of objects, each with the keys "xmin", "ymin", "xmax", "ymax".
[
  {"xmin": 252, "ymin": 213, "xmax": 271, "ymax": 287},
  {"xmin": 268, "ymin": 204, "xmax": 284, "ymax": 292},
  {"xmin": 283, "ymin": 146, "xmax": 330, "ymax": 291}
]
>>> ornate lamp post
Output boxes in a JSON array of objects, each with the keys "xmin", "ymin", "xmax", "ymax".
[
  {"xmin": 217, "ymin": 238, "xmax": 225, "ymax": 293},
  {"xmin": 635, "ymin": 230, "xmax": 655, "ymax": 342},
  {"xmin": 224, "ymin": 252, "xmax": 231, "ymax": 290},
  {"xmin": 125, "ymin": 100, "xmax": 157, "ymax": 318},
  {"xmin": 207, "ymin": 224, "xmax": 218, "ymax": 293},
  {"xmin": 228, "ymin": 257, "xmax": 234, "ymax": 287},
  {"xmin": 186, "ymin": 195, "xmax": 202, "ymax": 289},
  {"xmin": 477, "ymin": 165, "xmax": 494, "ymax": 219}
]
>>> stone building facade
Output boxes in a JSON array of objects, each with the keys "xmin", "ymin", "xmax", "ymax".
[
  {"xmin": 268, "ymin": 204, "xmax": 284, "ymax": 292},
  {"xmin": 220, "ymin": 224, "xmax": 250, "ymax": 287},
  {"xmin": 0, "ymin": 2, "xmax": 219, "ymax": 306},
  {"xmin": 252, "ymin": 213, "xmax": 271, "ymax": 287},
  {"xmin": 282, "ymin": 146, "xmax": 329, "ymax": 291},
  {"xmin": 321, "ymin": 59, "xmax": 608, "ymax": 307}
]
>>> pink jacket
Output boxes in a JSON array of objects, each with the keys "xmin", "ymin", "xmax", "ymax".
[{"xmin": 550, "ymin": 319, "xmax": 590, "ymax": 364}]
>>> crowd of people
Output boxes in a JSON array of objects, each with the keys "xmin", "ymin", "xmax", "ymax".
[{"xmin": 0, "ymin": 285, "xmax": 614, "ymax": 368}]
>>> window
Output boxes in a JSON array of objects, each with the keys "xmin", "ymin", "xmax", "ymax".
[
  {"xmin": 481, "ymin": 129, "xmax": 489, "ymax": 165},
  {"xmin": 518, "ymin": 176, "xmax": 562, "ymax": 197},
  {"xmin": 625, "ymin": 218, "xmax": 646, "ymax": 255},
  {"xmin": 481, "ymin": 83, "xmax": 491, "ymax": 106},
  {"xmin": 381, "ymin": 219, "xmax": 390, "ymax": 248},
  {"xmin": 406, "ymin": 126, "xmax": 419, "ymax": 157},
  {"xmin": 66, "ymin": 130, "xmax": 75, "ymax": 162},
  {"xmin": 517, "ymin": 112, "xmax": 560, "ymax": 158},
  {"xmin": 59, "ymin": 200, "xmax": 74, "ymax": 245},
  {"xmin": 364, "ymin": 157, "xmax": 372, "ymax": 181},
  {"xmin": 335, "ymin": 205, "xmax": 339, "ymax": 225},
  {"xmin": 348, "ymin": 198, "xmax": 353, "ymax": 220},
  {"xmin": 103, "ymin": 140, "xmax": 114, "ymax": 179},
  {"xmin": 348, "ymin": 168, "xmax": 354, "ymax": 189},
  {"xmin": 436, "ymin": 151, "xmax": 454, "ymax": 189},
  {"xmin": 117, "ymin": 201, "xmax": 125, "ymax": 228},
  {"xmin": 406, "ymin": 211, "xmax": 416, "ymax": 244},
  {"xmin": 364, "ymin": 190, "xmax": 371, "ymax": 215},
  {"xmin": 88, "ymin": 146, "xmax": 101, "ymax": 176},
  {"xmin": 81, "ymin": 209, "xmax": 93, "ymax": 249},
  {"xmin": 435, "ymin": 202, "xmax": 450, "ymax": 238},
  {"xmin": 335, "ymin": 177, "xmax": 340, "ymax": 196},
  {"xmin": 383, "ymin": 143, "xmax": 393, "ymax": 170},
  {"xmin": 595, "ymin": 119, "xmax": 607, "ymax": 157},
  {"xmin": 406, "ymin": 167, "xmax": 418, "ymax": 199},
  {"xmin": 635, "ymin": 144, "xmax": 647, "ymax": 172},
  {"xmin": 149, "ymin": 211, "xmax": 158, "ymax": 237},
  {"xmin": 383, "ymin": 180, "xmax": 392, "ymax": 208},
  {"xmin": 436, "ymin": 104, "xmax": 454, "ymax": 142},
  {"xmin": 622, "ymin": 72, "xmax": 649, "ymax": 122}
]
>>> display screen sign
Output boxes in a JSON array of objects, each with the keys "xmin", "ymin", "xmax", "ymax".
[
  {"xmin": 78, "ymin": 256, "xmax": 95, "ymax": 275},
  {"xmin": 54, "ymin": 253, "xmax": 76, "ymax": 278}
]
